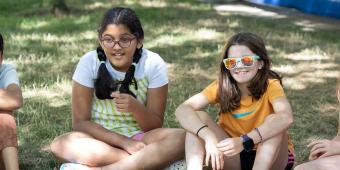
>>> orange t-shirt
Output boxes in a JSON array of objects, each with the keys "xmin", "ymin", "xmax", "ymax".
[{"xmin": 202, "ymin": 79, "xmax": 294, "ymax": 153}]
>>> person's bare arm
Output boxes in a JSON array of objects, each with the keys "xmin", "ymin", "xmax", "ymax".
[
  {"xmin": 72, "ymin": 81, "xmax": 132, "ymax": 148},
  {"xmin": 0, "ymin": 84, "xmax": 23, "ymax": 111}
]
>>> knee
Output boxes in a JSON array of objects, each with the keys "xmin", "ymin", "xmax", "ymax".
[
  {"xmin": 294, "ymin": 164, "xmax": 305, "ymax": 170},
  {"xmin": 264, "ymin": 114, "xmax": 275, "ymax": 122},
  {"xmin": 50, "ymin": 136, "xmax": 63, "ymax": 156},
  {"xmin": 172, "ymin": 129, "xmax": 186, "ymax": 144}
]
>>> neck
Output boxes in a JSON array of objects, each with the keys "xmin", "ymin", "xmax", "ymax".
[{"xmin": 238, "ymin": 83, "xmax": 251, "ymax": 96}]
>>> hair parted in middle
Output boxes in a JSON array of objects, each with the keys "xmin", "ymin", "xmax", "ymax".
[
  {"xmin": 95, "ymin": 7, "xmax": 144, "ymax": 100},
  {"xmin": 217, "ymin": 32, "xmax": 282, "ymax": 113}
]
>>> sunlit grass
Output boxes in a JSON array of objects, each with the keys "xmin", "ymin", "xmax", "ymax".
[{"xmin": 1, "ymin": 0, "xmax": 339, "ymax": 169}]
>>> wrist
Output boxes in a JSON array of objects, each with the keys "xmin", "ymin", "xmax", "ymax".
[{"xmin": 241, "ymin": 134, "xmax": 254, "ymax": 152}]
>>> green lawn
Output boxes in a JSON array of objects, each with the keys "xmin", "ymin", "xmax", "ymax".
[{"xmin": 1, "ymin": 0, "xmax": 340, "ymax": 169}]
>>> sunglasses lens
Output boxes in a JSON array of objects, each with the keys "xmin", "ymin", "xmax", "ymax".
[
  {"xmin": 225, "ymin": 59, "xmax": 236, "ymax": 69},
  {"xmin": 241, "ymin": 56, "xmax": 254, "ymax": 66}
]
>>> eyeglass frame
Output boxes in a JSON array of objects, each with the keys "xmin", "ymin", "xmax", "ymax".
[
  {"xmin": 99, "ymin": 35, "xmax": 137, "ymax": 49},
  {"xmin": 222, "ymin": 55, "xmax": 260, "ymax": 70}
]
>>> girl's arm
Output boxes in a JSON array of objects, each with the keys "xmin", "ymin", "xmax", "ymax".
[
  {"xmin": 176, "ymin": 93, "xmax": 224, "ymax": 169},
  {"xmin": 247, "ymin": 96, "xmax": 294, "ymax": 144},
  {"xmin": 72, "ymin": 81, "xmax": 132, "ymax": 148},
  {"xmin": 0, "ymin": 84, "xmax": 23, "ymax": 111},
  {"xmin": 129, "ymin": 84, "xmax": 168, "ymax": 131},
  {"xmin": 175, "ymin": 93, "xmax": 211, "ymax": 135},
  {"xmin": 111, "ymin": 84, "xmax": 168, "ymax": 131}
]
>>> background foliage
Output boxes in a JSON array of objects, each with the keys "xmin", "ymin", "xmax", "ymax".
[{"xmin": 0, "ymin": 0, "xmax": 340, "ymax": 169}]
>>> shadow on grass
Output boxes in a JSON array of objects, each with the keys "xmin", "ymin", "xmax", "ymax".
[{"xmin": 1, "ymin": 0, "xmax": 339, "ymax": 168}]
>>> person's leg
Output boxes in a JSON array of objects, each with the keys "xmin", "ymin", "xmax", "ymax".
[
  {"xmin": 2, "ymin": 147, "xmax": 19, "ymax": 170},
  {"xmin": 50, "ymin": 131, "xmax": 130, "ymax": 166},
  {"xmin": 185, "ymin": 132, "xmax": 205, "ymax": 170},
  {"xmin": 185, "ymin": 111, "xmax": 241, "ymax": 170},
  {"xmin": 253, "ymin": 115, "xmax": 288, "ymax": 170},
  {"xmin": 294, "ymin": 155, "xmax": 340, "ymax": 170},
  {"xmin": 0, "ymin": 111, "xmax": 19, "ymax": 170},
  {"xmin": 100, "ymin": 128, "xmax": 185, "ymax": 170}
]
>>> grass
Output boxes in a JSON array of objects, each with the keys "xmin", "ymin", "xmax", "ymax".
[{"xmin": 1, "ymin": 0, "xmax": 340, "ymax": 169}]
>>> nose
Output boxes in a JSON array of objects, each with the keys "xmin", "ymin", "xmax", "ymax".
[
  {"xmin": 112, "ymin": 41, "xmax": 122, "ymax": 49},
  {"xmin": 234, "ymin": 60, "xmax": 243, "ymax": 68}
]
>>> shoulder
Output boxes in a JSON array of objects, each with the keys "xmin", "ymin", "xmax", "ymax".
[
  {"xmin": 78, "ymin": 50, "xmax": 98, "ymax": 64},
  {"xmin": 0, "ymin": 64, "xmax": 17, "ymax": 76},
  {"xmin": 142, "ymin": 49, "xmax": 165, "ymax": 64},
  {"xmin": 0, "ymin": 64, "xmax": 16, "ymax": 71},
  {"xmin": 268, "ymin": 79, "xmax": 282, "ymax": 88}
]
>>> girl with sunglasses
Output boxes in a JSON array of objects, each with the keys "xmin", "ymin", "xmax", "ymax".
[
  {"xmin": 175, "ymin": 32, "xmax": 294, "ymax": 170},
  {"xmin": 0, "ymin": 33, "xmax": 23, "ymax": 170},
  {"xmin": 294, "ymin": 79, "xmax": 340, "ymax": 170},
  {"xmin": 50, "ymin": 7, "xmax": 185, "ymax": 170}
]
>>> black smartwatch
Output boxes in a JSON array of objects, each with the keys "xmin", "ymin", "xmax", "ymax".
[{"xmin": 241, "ymin": 134, "xmax": 254, "ymax": 152}]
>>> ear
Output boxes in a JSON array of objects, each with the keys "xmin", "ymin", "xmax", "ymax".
[
  {"xmin": 258, "ymin": 60, "xmax": 264, "ymax": 69},
  {"xmin": 137, "ymin": 39, "xmax": 143, "ymax": 49}
]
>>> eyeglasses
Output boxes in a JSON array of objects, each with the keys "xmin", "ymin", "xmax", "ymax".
[
  {"xmin": 100, "ymin": 36, "xmax": 136, "ymax": 48},
  {"xmin": 223, "ymin": 55, "xmax": 260, "ymax": 70}
]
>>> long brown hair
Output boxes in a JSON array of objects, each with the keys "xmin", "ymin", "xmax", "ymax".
[
  {"xmin": 337, "ymin": 77, "xmax": 340, "ymax": 103},
  {"xmin": 217, "ymin": 32, "xmax": 282, "ymax": 113}
]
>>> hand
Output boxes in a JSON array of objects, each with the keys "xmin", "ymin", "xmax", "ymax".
[
  {"xmin": 308, "ymin": 139, "xmax": 340, "ymax": 160},
  {"xmin": 111, "ymin": 92, "xmax": 141, "ymax": 113},
  {"xmin": 121, "ymin": 138, "xmax": 146, "ymax": 155},
  {"xmin": 204, "ymin": 138, "xmax": 224, "ymax": 170},
  {"xmin": 216, "ymin": 137, "xmax": 243, "ymax": 157}
]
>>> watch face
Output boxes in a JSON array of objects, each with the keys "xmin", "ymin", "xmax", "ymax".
[
  {"xmin": 242, "ymin": 135, "xmax": 254, "ymax": 152},
  {"xmin": 243, "ymin": 139, "xmax": 255, "ymax": 152}
]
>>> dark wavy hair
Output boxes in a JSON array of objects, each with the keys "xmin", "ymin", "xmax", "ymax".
[
  {"xmin": 217, "ymin": 32, "xmax": 282, "ymax": 113},
  {"xmin": 95, "ymin": 7, "xmax": 144, "ymax": 99}
]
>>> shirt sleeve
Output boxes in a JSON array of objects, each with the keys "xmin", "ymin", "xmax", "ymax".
[
  {"xmin": 147, "ymin": 54, "xmax": 169, "ymax": 88},
  {"xmin": 0, "ymin": 64, "xmax": 20, "ymax": 88},
  {"xmin": 72, "ymin": 52, "xmax": 97, "ymax": 88},
  {"xmin": 202, "ymin": 80, "xmax": 218, "ymax": 104},
  {"xmin": 268, "ymin": 79, "xmax": 285, "ymax": 103}
]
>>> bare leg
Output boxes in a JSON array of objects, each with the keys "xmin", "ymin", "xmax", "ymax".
[
  {"xmin": 1, "ymin": 147, "xmax": 19, "ymax": 170},
  {"xmin": 102, "ymin": 128, "xmax": 185, "ymax": 170},
  {"xmin": 294, "ymin": 155, "xmax": 340, "ymax": 170},
  {"xmin": 0, "ymin": 112, "xmax": 19, "ymax": 170},
  {"xmin": 186, "ymin": 111, "xmax": 241, "ymax": 170},
  {"xmin": 253, "ymin": 115, "xmax": 289, "ymax": 170},
  {"xmin": 101, "ymin": 128, "xmax": 185, "ymax": 170},
  {"xmin": 186, "ymin": 132, "xmax": 205, "ymax": 170},
  {"xmin": 50, "ymin": 131, "xmax": 130, "ymax": 166}
]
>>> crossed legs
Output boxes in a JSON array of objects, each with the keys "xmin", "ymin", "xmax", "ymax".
[{"xmin": 50, "ymin": 128, "xmax": 185, "ymax": 170}]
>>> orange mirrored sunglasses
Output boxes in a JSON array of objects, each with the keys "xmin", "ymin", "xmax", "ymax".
[{"xmin": 223, "ymin": 55, "xmax": 260, "ymax": 70}]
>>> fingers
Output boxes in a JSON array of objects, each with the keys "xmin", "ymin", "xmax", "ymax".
[
  {"xmin": 219, "ymin": 154, "xmax": 224, "ymax": 170},
  {"xmin": 309, "ymin": 147, "xmax": 326, "ymax": 160},
  {"xmin": 211, "ymin": 154, "xmax": 216, "ymax": 170},
  {"xmin": 205, "ymin": 153, "xmax": 210, "ymax": 168},
  {"xmin": 318, "ymin": 152, "xmax": 331, "ymax": 159},
  {"xmin": 307, "ymin": 140, "xmax": 321, "ymax": 148}
]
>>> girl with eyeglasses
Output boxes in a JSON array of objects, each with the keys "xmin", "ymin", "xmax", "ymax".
[
  {"xmin": 0, "ymin": 33, "xmax": 23, "ymax": 170},
  {"xmin": 50, "ymin": 7, "xmax": 185, "ymax": 170},
  {"xmin": 175, "ymin": 32, "xmax": 294, "ymax": 170},
  {"xmin": 294, "ymin": 78, "xmax": 340, "ymax": 170}
]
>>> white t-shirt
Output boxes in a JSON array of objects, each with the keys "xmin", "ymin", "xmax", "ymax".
[
  {"xmin": 0, "ymin": 64, "xmax": 20, "ymax": 88},
  {"xmin": 73, "ymin": 49, "xmax": 168, "ymax": 137}
]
